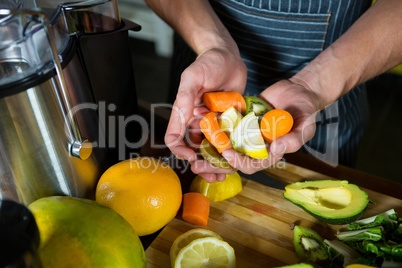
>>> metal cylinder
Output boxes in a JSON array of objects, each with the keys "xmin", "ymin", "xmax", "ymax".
[{"xmin": 0, "ymin": 68, "xmax": 102, "ymax": 205}]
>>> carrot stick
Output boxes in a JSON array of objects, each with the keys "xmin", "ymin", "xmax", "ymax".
[
  {"xmin": 200, "ymin": 112, "xmax": 231, "ymax": 153},
  {"xmin": 260, "ymin": 109, "xmax": 294, "ymax": 143},
  {"xmin": 182, "ymin": 192, "xmax": 210, "ymax": 226},
  {"xmin": 203, "ymin": 91, "xmax": 246, "ymax": 114}
]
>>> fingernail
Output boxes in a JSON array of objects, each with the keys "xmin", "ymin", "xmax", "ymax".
[{"xmin": 271, "ymin": 141, "xmax": 286, "ymax": 155}]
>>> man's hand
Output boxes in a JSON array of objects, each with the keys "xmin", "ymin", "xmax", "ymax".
[
  {"xmin": 221, "ymin": 80, "xmax": 320, "ymax": 175},
  {"xmin": 164, "ymin": 46, "xmax": 247, "ymax": 182}
]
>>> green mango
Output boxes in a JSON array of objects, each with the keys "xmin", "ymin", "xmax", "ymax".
[{"xmin": 29, "ymin": 196, "xmax": 146, "ymax": 268}]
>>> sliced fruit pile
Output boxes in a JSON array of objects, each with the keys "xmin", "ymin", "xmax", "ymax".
[
  {"xmin": 170, "ymin": 228, "xmax": 236, "ymax": 268},
  {"xmin": 200, "ymin": 91, "xmax": 294, "ymax": 166}
]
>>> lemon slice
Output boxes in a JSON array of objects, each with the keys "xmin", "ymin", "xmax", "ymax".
[
  {"xmin": 200, "ymin": 139, "xmax": 232, "ymax": 169},
  {"xmin": 170, "ymin": 229, "xmax": 223, "ymax": 266},
  {"xmin": 174, "ymin": 237, "xmax": 236, "ymax": 268},
  {"xmin": 190, "ymin": 172, "xmax": 243, "ymax": 202},
  {"xmin": 218, "ymin": 107, "xmax": 243, "ymax": 137},
  {"xmin": 230, "ymin": 112, "xmax": 269, "ymax": 159}
]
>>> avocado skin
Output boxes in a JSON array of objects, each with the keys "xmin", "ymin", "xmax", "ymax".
[
  {"xmin": 301, "ymin": 206, "xmax": 367, "ymax": 225},
  {"xmin": 283, "ymin": 180, "xmax": 369, "ymax": 225}
]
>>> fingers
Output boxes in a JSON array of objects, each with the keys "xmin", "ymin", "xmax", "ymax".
[
  {"xmin": 270, "ymin": 113, "xmax": 317, "ymax": 155},
  {"xmin": 198, "ymin": 173, "xmax": 227, "ymax": 183},
  {"xmin": 165, "ymin": 110, "xmax": 197, "ymax": 162},
  {"xmin": 191, "ymin": 159, "xmax": 236, "ymax": 175},
  {"xmin": 165, "ymin": 64, "xmax": 205, "ymax": 161},
  {"xmin": 191, "ymin": 159, "xmax": 236, "ymax": 183},
  {"xmin": 222, "ymin": 149, "xmax": 284, "ymax": 174}
]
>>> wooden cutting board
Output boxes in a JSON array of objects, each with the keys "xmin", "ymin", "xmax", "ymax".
[{"xmin": 145, "ymin": 162, "xmax": 402, "ymax": 267}]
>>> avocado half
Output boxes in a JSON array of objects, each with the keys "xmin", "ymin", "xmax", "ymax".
[{"xmin": 283, "ymin": 180, "xmax": 369, "ymax": 225}]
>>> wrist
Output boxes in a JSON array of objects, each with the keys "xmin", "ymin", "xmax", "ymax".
[
  {"xmin": 190, "ymin": 31, "xmax": 239, "ymax": 57},
  {"xmin": 289, "ymin": 46, "xmax": 351, "ymax": 110}
]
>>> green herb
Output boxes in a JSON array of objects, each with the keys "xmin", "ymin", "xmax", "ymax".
[
  {"xmin": 309, "ymin": 209, "xmax": 402, "ymax": 267},
  {"xmin": 337, "ymin": 227, "xmax": 383, "ymax": 242}
]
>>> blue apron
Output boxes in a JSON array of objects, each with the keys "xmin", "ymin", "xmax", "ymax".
[{"xmin": 171, "ymin": 0, "xmax": 372, "ymax": 166}]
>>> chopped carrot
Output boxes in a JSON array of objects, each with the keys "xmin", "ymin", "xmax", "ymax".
[
  {"xmin": 260, "ymin": 109, "xmax": 294, "ymax": 143},
  {"xmin": 203, "ymin": 91, "xmax": 246, "ymax": 114},
  {"xmin": 182, "ymin": 192, "xmax": 210, "ymax": 226},
  {"xmin": 200, "ymin": 112, "xmax": 231, "ymax": 153}
]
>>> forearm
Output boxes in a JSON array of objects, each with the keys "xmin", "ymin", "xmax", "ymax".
[
  {"xmin": 144, "ymin": 0, "xmax": 238, "ymax": 55},
  {"xmin": 291, "ymin": 0, "xmax": 402, "ymax": 109}
]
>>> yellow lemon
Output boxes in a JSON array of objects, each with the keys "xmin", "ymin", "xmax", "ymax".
[
  {"xmin": 218, "ymin": 106, "xmax": 243, "ymax": 137},
  {"xmin": 230, "ymin": 112, "xmax": 269, "ymax": 159},
  {"xmin": 174, "ymin": 237, "xmax": 236, "ymax": 268},
  {"xmin": 96, "ymin": 157, "xmax": 182, "ymax": 236},
  {"xmin": 190, "ymin": 172, "xmax": 243, "ymax": 202},
  {"xmin": 170, "ymin": 228, "xmax": 222, "ymax": 267}
]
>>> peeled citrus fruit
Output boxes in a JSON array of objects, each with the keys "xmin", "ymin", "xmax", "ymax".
[
  {"xmin": 174, "ymin": 237, "xmax": 236, "ymax": 268},
  {"xmin": 218, "ymin": 106, "xmax": 243, "ymax": 137},
  {"xmin": 190, "ymin": 172, "xmax": 243, "ymax": 202},
  {"xmin": 96, "ymin": 157, "xmax": 182, "ymax": 236},
  {"xmin": 230, "ymin": 112, "xmax": 269, "ymax": 159},
  {"xmin": 170, "ymin": 228, "xmax": 223, "ymax": 266},
  {"xmin": 28, "ymin": 196, "xmax": 146, "ymax": 268}
]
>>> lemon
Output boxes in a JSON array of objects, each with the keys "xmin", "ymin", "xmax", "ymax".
[
  {"xmin": 230, "ymin": 112, "xmax": 269, "ymax": 159},
  {"xmin": 174, "ymin": 237, "xmax": 236, "ymax": 268},
  {"xmin": 200, "ymin": 139, "xmax": 232, "ymax": 169},
  {"xmin": 190, "ymin": 172, "xmax": 243, "ymax": 202},
  {"xmin": 170, "ymin": 229, "xmax": 223, "ymax": 266},
  {"xmin": 218, "ymin": 106, "xmax": 243, "ymax": 137}
]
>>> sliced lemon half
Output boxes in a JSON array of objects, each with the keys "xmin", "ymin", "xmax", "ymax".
[
  {"xmin": 170, "ymin": 229, "xmax": 223, "ymax": 266},
  {"xmin": 174, "ymin": 237, "xmax": 236, "ymax": 268},
  {"xmin": 218, "ymin": 106, "xmax": 243, "ymax": 137},
  {"xmin": 230, "ymin": 112, "xmax": 269, "ymax": 159},
  {"xmin": 190, "ymin": 172, "xmax": 243, "ymax": 202}
]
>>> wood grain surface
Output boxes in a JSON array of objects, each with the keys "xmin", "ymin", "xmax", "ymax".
[{"xmin": 145, "ymin": 162, "xmax": 402, "ymax": 267}]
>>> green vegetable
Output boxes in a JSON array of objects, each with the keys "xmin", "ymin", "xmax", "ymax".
[
  {"xmin": 324, "ymin": 239, "xmax": 361, "ymax": 268},
  {"xmin": 283, "ymin": 180, "xmax": 369, "ymax": 225},
  {"xmin": 337, "ymin": 228, "xmax": 383, "ymax": 242},
  {"xmin": 335, "ymin": 210, "xmax": 402, "ymax": 266},
  {"xmin": 346, "ymin": 209, "xmax": 401, "ymax": 243},
  {"xmin": 293, "ymin": 225, "xmax": 329, "ymax": 264},
  {"xmin": 300, "ymin": 209, "xmax": 402, "ymax": 268}
]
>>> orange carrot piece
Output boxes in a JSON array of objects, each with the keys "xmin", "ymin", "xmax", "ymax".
[
  {"xmin": 182, "ymin": 192, "xmax": 210, "ymax": 226},
  {"xmin": 260, "ymin": 109, "xmax": 294, "ymax": 143},
  {"xmin": 203, "ymin": 91, "xmax": 246, "ymax": 114},
  {"xmin": 199, "ymin": 112, "xmax": 231, "ymax": 153}
]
